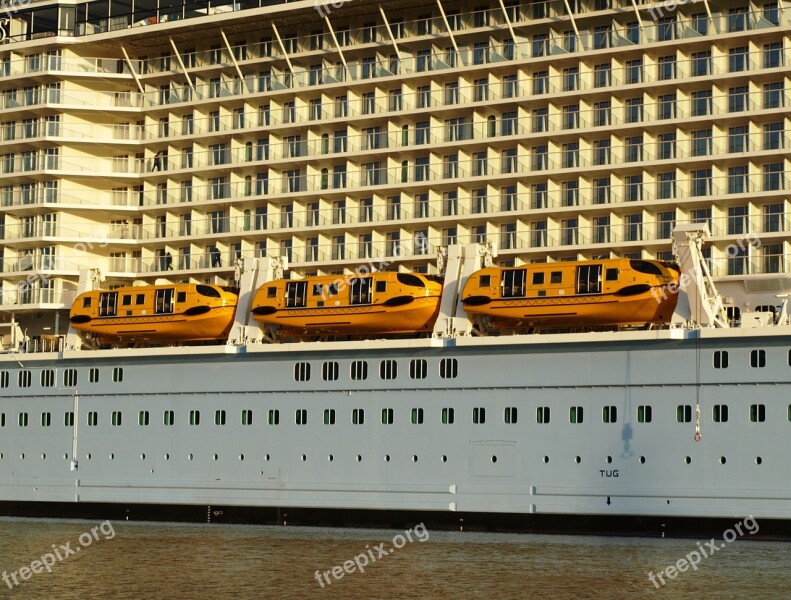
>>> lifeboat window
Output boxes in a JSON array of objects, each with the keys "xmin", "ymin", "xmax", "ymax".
[
  {"xmin": 411, "ymin": 408, "xmax": 424, "ymax": 424},
  {"xmin": 135, "ymin": 294, "xmax": 145, "ymax": 305},
  {"xmin": 89, "ymin": 368, "xmax": 99, "ymax": 383},
  {"xmin": 536, "ymin": 406, "xmax": 550, "ymax": 424},
  {"xmin": 479, "ymin": 275, "xmax": 491, "ymax": 287},
  {"xmin": 550, "ymin": 272, "xmax": 562, "ymax": 284},
  {"xmin": 501, "ymin": 269, "xmax": 526, "ymax": 298},
  {"xmin": 396, "ymin": 273, "xmax": 425, "ymax": 287},
  {"xmin": 18, "ymin": 370, "xmax": 31, "ymax": 388},
  {"xmin": 602, "ymin": 406, "xmax": 617, "ymax": 423},
  {"xmin": 312, "ymin": 284, "xmax": 323, "ymax": 296},
  {"xmin": 82, "ymin": 297, "xmax": 92, "ymax": 309},
  {"xmin": 350, "ymin": 277, "xmax": 373, "ymax": 305},
  {"xmin": 189, "ymin": 410, "xmax": 200, "ymax": 426},
  {"xmin": 324, "ymin": 409, "xmax": 336, "ymax": 425},
  {"xmin": 351, "ymin": 360, "xmax": 368, "ymax": 381},
  {"xmin": 381, "ymin": 408, "xmax": 394, "ymax": 425},
  {"xmin": 629, "ymin": 260, "xmax": 663, "ymax": 275},
  {"xmin": 163, "ymin": 410, "xmax": 174, "ymax": 426},
  {"xmin": 379, "ymin": 359, "xmax": 398, "ymax": 380},
  {"xmin": 352, "ymin": 408, "xmax": 365, "ymax": 425},
  {"xmin": 268, "ymin": 287, "xmax": 278, "ymax": 299},
  {"xmin": 322, "ymin": 361, "xmax": 339, "ymax": 381},
  {"xmin": 439, "ymin": 358, "xmax": 458, "ymax": 379},
  {"xmin": 295, "ymin": 409, "xmax": 308, "ymax": 425},
  {"xmin": 286, "ymin": 281, "xmax": 308, "ymax": 308},
  {"xmin": 294, "ymin": 362, "xmax": 311, "ymax": 382},
  {"xmin": 177, "ymin": 291, "xmax": 187, "ymax": 303},
  {"xmin": 241, "ymin": 410, "xmax": 253, "ymax": 426},
  {"xmin": 472, "ymin": 407, "xmax": 486, "ymax": 424},
  {"xmin": 442, "ymin": 407, "xmax": 455, "ymax": 424},
  {"xmin": 569, "ymin": 406, "xmax": 583, "ymax": 423},
  {"xmin": 532, "ymin": 272, "xmax": 545, "ymax": 285},
  {"xmin": 40, "ymin": 369, "xmax": 54, "ymax": 387},
  {"xmin": 376, "ymin": 281, "xmax": 387, "ymax": 292},
  {"xmin": 677, "ymin": 405, "xmax": 692, "ymax": 423},
  {"xmin": 327, "ymin": 284, "xmax": 339, "ymax": 296},
  {"xmin": 504, "ymin": 407, "xmax": 518, "ymax": 424},
  {"xmin": 750, "ymin": 404, "xmax": 766, "ymax": 423},
  {"xmin": 196, "ymin": 285, "xmax": 221, "ymax": 298},
  {"xmin": 121, "ymin": 295, "xmax": 132, "ymax": 306},
  {"xmin": 637, "ymin": 405, "xmax": 652, "ymax": 423},
  {"xmin": 605, "ymin": 268, "xmax": 619, "ymax": 281},
  {"xmin": 713, "ymin": 404, "xmax": 729, "ymax": 423},
  {"xmin": 713, "ymin": 350, "xmax": 729, "ymax": 368},
  {"xmin": 154, "ymin": 289, "xmax": 174, "ymax": 314},
  {"xmin": 409, "ymin": 359, "xmax": 427, "ymax": 379},
  {"xmin": 98, "ymin": 292, "xmax": 118, "ymax": 317},
  {"xmin": 576, "ymin": 265, "xmax": 602, "ymax": 295},
  {"xmin": 268, "ymin": 409, "xmax": 280, "ymax": 425}
]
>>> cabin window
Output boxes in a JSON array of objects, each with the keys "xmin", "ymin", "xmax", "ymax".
[
  {"xmin": 713, "ymin": 351, "xmax": 729, "ymax": 368},
  {"xmin": 472, "ymin": 407, "xmax": 486, "ymax": 424},
  {"xmin": 18, "ymin": 370, "xmax": 31, "ymax": 388},
  {"xmin": 351, "ymin": 360, "xmax": 368, "ymax": 380},
  {"xmin": 189, "ymin": 410, "xmax": 200, "ymax": 426},
  {"xmin": 439, "ymin": 358, "xmax": 458, "ymax": 379},
  {"xmin": 99, "ymin": 292, "xmax": 118, "ymax": 316},
  {"xmin": 196, "ymin": 285, "xmax": 221, "ymax": 298},
  {"xmin": 677, "ymin": 405, "xmax": 692, "ymax": 423},
  {"xmin": 87, "ymin": 411, "xmax": 97, "ymax": 426},
  {"xmin": 501, "ymin": 269, "xmax": 526, "ymax": 297},
  {"xmin": 379, "ymin": 359, "xmax": 397, "ymax": 380},
  {"xmin": 396, "ymin": 273, "xmax": 425, "ymax": 287},
  {"xmin": 139, "ymin": 411, "xmax": 150, "ymax": 426},
  {"xmin": 135, "ymin": 294, "xmax": 145, "ymax": 305},
  {"xmin": 376, "ymin": 281, "xmax": 387, "ymax": 292},
  {"xmin": 350, "ymin": 277, "xmax": 372, "ymax": 305},
  {"xmin": 112, "ymin": 411, "xmax": 122, "ymax": 426},
  {"xmin": 750, "ymin": 404, "xmax": 766, "ymax": 422},
  {"xmin": 532, "ymin": 272, "xmax": 545, "ymax": 285},
  {"xmin": 41, "ymin": 412, "xmax": 51, "ymax": 427},
  {"xmin": 504, "ymin": 406, "xmax": 518, "ymax": 424},
  {"xmin": 215, "ymin": 410, "xmax": 226, "ymax": 425},
  {"xmin": 570, "ymin": 406, "xmax": 583, "ymax": 423},
  {"xmin": 241, "ymin": 410, "xmax": 253, "ymax": 425},
  {"xmin": 322, "ymin": 361, "xmax": 339, "ymax": 381},
  {"xmin": 605, "ymin": 268, "xmax": 619, "ymax": 281},
  {"xmin": 550, "ymin": 272, "xmax": 562, "ymax": 284},
  {"xmin": 408, "ymin": 408, "xmax": 423, "ymax": 424},
  {"xmin": 479, "ymin": 275, "xmax": 491, "ymax": 287},
  {"xmin": 602, "ymin": 405, "xmax": 617, "ymax": 423},
  {"xmin": 268, "ymin": 409, "xmax": 280, "ymax": 425},
  {"xmin": 163, "ymin": 410, "xmax": 174, "ymax": 426},
  {"xmin": 64, "ymin": 412, "xmax": 74, "ymax": 427},
  {"xmin": 82, "ymin": 297, "xmax": 92, "ymax": 308},
  {"xmin": 442, "ymin": 407, "xmax": 455, "ymax": 424},
  {"xmin": 750, "ymin": 349, "xmax": 766, "ymax": 368},
  {"xmin": 0, "ymin": 372, "xmax": 7, "ymax": 388},
  {"xmin": 63, "ymin": 369, "xmax": 77, "ymax": 387},
  {"xmin": 537, "ymin": 406, "xmax": 550, "ymax": 423},
  {"xmin": 352, "ymin": 408, "xmax": 365, "ymax": 425},
  {"xmin": 576, "ymin": 264, "xmax": 602, "ymax": 294},
  {"xmin": 713, "ymin": 404, "xmax": 729, "ymax": 422},
  {"xmin": 177, "ymin": 291, "xmax": 187, "ymax": 303},
  {"xmin": 267, "ymin": 287, "xmax": 278, "ymax": 298},
  {"xmin": 286, "ymin": 281, "xmax": 307, "ymax": 307},
  {"xmin": 637, "ymin": 405, "xmax": 652, "ymax": 423},
  {"xmin": 18, "ymin": 412, "xmax": 28, "ymax": 427},
  {"xmin": 381, "ymin": 408, "xmax": 394, "ymax": 424},
  {"xmin": 324, "ymin": 409, "xmax": 336, "ymax": 425},
  {"xmin": 410, "ymin": 359, "xmax": 427, "ymax": 379},
  {"xmin": 122, "ymin": 295, "xmax": 132, "ymax": 306},
  {"xmin": 312, "ymin": 284, "xmax": 323, "ymax": 296},
  {"xmin": 154, "ymin": 288, "xmax": 175, "ymax": 314},
  {"xmin": 295, "ymin": 409, "xmax": 308, "ymax": 425},
  {"xmin": 40, "ymin": 369, "xmax": 54, "ymax": 387},
  {"xmin": 294, "ymin": 362, "xmax": 311, "ymax": 381},
  {"xmin": 112, "ymin": 367, "xmax": 123, "ymax": 382}
]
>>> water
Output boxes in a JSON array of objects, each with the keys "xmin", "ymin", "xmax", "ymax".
[{"xmin": 0, "ymin": 518, "xmax": 788, "ymax": 599}]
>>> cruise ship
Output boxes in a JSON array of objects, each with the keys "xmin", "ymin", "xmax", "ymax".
[{"xmin": 0, "ymin": 0, "xmax": 790, "ymax": 534}]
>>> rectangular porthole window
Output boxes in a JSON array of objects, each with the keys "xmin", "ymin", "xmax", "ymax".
[
  {"xmin": 40, "ymin": 412, "xmax": 51, "ymax": 427},
  {"xmin": 536, "ymin": 406, "xmax": 550, "ymax": 424},
  {"xmin": 241, "ymin": 410, "xmax": 253, "ymax": 425},
  {"xmin": 409, "ymin": 359, "xmax": 427, "ymax": 379},
  {"xmin": 750, "ymin": 349, "xmax": 766, "ymax": 368},
  {"xmin": 215, "ymin": 410, "xmax": 226, "ymax": 425},
  {"xmin": 381, "ymin": 408, "xmax": 394, "ymax": 425},
  {"xmin": 0, "ymin": 371, "xmax": 7, "ymax": 388},
  {"xmin": 504, "ymin": 406, "xmax": 518, "ymax": 424},
  {"xmin": 18, "ymin": 412, "xmax": 28, "ymax": 427},
  {"xmin": 750, "ymin": 404, "xmax": 766, "ymax": 422},
  {"xmin": 295, "ymin": 409, "xmax": 307, "ymax": 425},
  {"xmin": 472, "ymin": 407, "xmax": 486, "ymax": 424},
  {"xmin": 324, "ymin": 409, "xmax": 335, "ymax": 425},
  {"xmin": 637, "ymin": 405, "xmax": 652, "ymax": 423},
  {"xmin": 189, "ymin": 410, "xmax": 200, "ymax": 426},
  {"xmin": 677, "ymin": 404, "xmax": 692, "ymax": 423},
  {"xmin": 64, "ymin": 412, "xmax": 74, "ymax": 427},
  {"xmin": 380, "ymin": 359, "xmax": 397, "ymax": 380},
  {"xmin": 602, "ymin": 405, "xmax": 617, "ymax": 423},
  {"xmin": 570, "ymin": 406, "xmax": 583, "ymax": 423},
  {"xmin": 18, "ymin": 370, "xmax": 31, "ymax": 388},
  {"xmin": 139, "ymin": 411, "xmax": 150, "ymax": 426},
  {"xmin": 268, "ymin": 409, "xmax": 280, "ymax": 425},
  {"xmin": 322, "ymin": 361, "xmax": 339, "ymax": 381},
  {"xmin": 713, "ymin": 350, "xmax": 729, "ymax": 368},
  {"xmin": 112, "ymin": 411, "xmax": 122, "ymax": 426},
  {"xmin": 411, "ymin": 408, "xmax": 424, "ymax": 424},
  {"xmin": 713, "ymin": 404, "xmax": 729, "ymax": 422},
  {"xmin": 439, "ymin": 358, "xmax": 458, "ymax": 379},
  {"xmin": 112, "ymin": 367, "xmax": 123, "ymax": 383},
  {"xmin": 89, "ymin": 368, "xmax": 100, "ymax": 383},
  {"xmin": 163, "ymin": 410, "xmax": 174, "ymax": 426},
  {"xmin": 63, "ymin": 368, "xmax": 77, "ymax": 387},
  {"xmin": 352, "ymin": 408, "xmax": 365, "ymax": 425},
  {"xmin": 87, "ymin": 411, "xmax": 97, "ymax": 426},
  {"xmin": 442, "ymin": 407, "xmax": 454, "ymax": 424},
  {"xmin": 351, "ymin": 360, "xmax": 368, "ymax": 380},
  {"xmin": 294, "ymin": 362, "xmax": 311, "ymax": 382},
  {"xmin": 40, "ymin": 369, "xmax": 55, "ymax": 387}
]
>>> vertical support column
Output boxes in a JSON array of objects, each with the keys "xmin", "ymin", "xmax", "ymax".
[
  {"xmin": 169, "ymin": 38, "xmax": 195, "ymax": 91},
  {"xmin": 120, "ymin": 46, "xmax": 145, "ymax": 95}
]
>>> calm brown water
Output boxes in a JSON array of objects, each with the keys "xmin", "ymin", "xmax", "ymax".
[{"xmin": 0, "ymin": 518, "xmax": 788, "ymax": 599}]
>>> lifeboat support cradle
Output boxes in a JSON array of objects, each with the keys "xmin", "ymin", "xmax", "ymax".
[
  {"xmin": 65, "ymin": 268, "xmax": 105, "ymax": 350},
  {"xmin": 228, "ymin": 256, "xmax": 287, "ymax": 345}
]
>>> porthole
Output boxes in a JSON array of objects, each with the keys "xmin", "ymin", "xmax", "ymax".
[
  {"xmin": 491, "ymin": 455, "xmax": 497, "ymax": 463},
  {"xmin": 86, "ymin": 453, "xmax": 92, "ymax": 460},
  {"xmin": 19, "ymin": 453, "xmax": 24, "ymax": 460},
  {"xmin": 412, "ymin": 455, "xmax": 418, "ymax": 462},
  {"xmin": 328, "ymin": 455, "xmax": 334, "ymax": 462},
  {"xmin": 356, "ymin": 455, "xmax": 362, "ymax": 462},
  {"xmin": 62, "ymin": 453, "xmax": 68, "ymax": 460},
  {"xmin": 685, "ymin": 456, "xmax": 691, "ymax": 464},
  {"xmin": 109, "ymin": 453, "xmax": 115, "ymax": 460},
  {"xmin": 188, "ymin": 453, "xmax": 194, "ymax": 461},
  {"xmin": 543, "ymin": 456, "xmax": 549, "ymax": 464},
  {"xmin": 165, "ymin": 453, "xmax": 170, "ymax": 460},
  {"xmin": 441, "ymin": 455, "xmax": 448, "ymax": 463},
  {"xmin": 239, "ymin": 454, "xmax": 245, "ymax": 461},
  {"xmin": 719, "ymin": 456, "xmax": 727, "ymax": 465},
  {"xmin": 301, "ymin": 454, "xmax": 307, "ymax": 462},
  {"xmin": 265, "ymin": 454, "xmax": 270, "ymax": 461},
  {"xmin": 575, "ymin": 456, "xmax": 581, "ymax": 464},
  {"xmin": 606, "ymin": 456, "xmax": 613, "ymax": 464},
  {"xmin": 756, "ymin": 456, "xmax": 763, "ymax": 465},
  {"xmin": 640, "ymin": 456, "xmax": 646, "ymax": 464},
  {"xmin": 140, "ymin": 453, "xmax": 146, "ymax": 461},
  {"xmin": 213, "ymin": 454, "xmax": 218, "ymax": 461},
  {"xmin": 41, "ymin": 453, "xmax": 46, "ymax": 460},
  {"xmin": 384, "ymin": 454, "xmax": 391, "ymax": 462}
]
